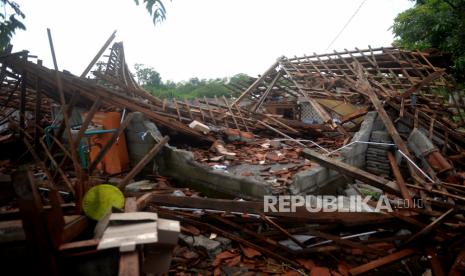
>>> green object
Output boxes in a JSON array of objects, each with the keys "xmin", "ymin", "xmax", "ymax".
[
  {"xmin": 82, "ymin": 184, "xmax": 125, "ymax": 220},
  {"xmin": 392, "ymin": 0, "xmax": 465, "ymax": 81}
]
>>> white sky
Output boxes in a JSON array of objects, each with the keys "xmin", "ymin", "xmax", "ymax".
[{"xmin": 11, "ymin": 0, "xmax": 413, "ymax": 82}]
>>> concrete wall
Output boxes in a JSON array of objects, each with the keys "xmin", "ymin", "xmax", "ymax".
[
  {"xmin": 289, "ymin": 112, "xmax": 377, "ymax": 195},
  {"xmin": 156, "ymin": 147, "xmax": 273, "ymax": 200},
  {"xmin": 128, "ymin": 112, "xmax": 377, "ymax": 199},
  {"xmin": 125, "ymin": 112, "xmax": 163, "ymax": 174}
]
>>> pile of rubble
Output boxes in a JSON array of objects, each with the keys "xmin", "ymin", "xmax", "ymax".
[{"xmin": 1, "ymin": 31, "xmax": 465, "ymax": 275}]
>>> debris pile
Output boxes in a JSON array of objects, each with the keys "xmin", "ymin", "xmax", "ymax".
[{"xmin": 1, "ymin": 34, "xmax": 465, "ymax": 275}]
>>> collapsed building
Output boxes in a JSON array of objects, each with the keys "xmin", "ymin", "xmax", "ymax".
[{"xmin": 1, "ymin": 32, "xmax": 465, "ymax": 275}]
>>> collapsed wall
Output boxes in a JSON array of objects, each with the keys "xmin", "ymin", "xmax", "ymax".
[{"xmin": 125, "ymin": 112, "xmax": 379, "ymax": 199}]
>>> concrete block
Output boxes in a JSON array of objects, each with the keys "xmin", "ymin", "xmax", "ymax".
[
  {"xmin": 408, "ymin": 128, "xmax": 436, "ymax": 157},
  {"xmin": 370, "ymin": 131, "xmax": 392, "ymax": 142},
  {"xmin": 180, "ymin": 234, "xmax": 222, "ymax": 256},
  {"xmin": 189, "ymin": 120, "xmax": 210, "ymax": 134}
]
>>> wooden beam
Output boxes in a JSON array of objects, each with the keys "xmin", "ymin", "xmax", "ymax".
[
  {"xmin": 34, "ymin": 60, "xmax": 42, "ymax": 150},
  {"xmin": 88, "ymin": 113, "xmax": 134, "ymax": 174},
  {"xmin": 118, "ymin": 136, "xmax": 169, "ymax": 189},
  {"xmin": 387, "ymin": 151, "xmax": 413, "ymax": 205},
  {"xmin": 352, "ymin": 62, "xmax": 431, "ymax": 208},
  {"xmin": 251, "ymin": 71, "xmax": 282, "ymax": 112},
  {"xmin": 80, "ymin": 30, "xmax": 117, "ymax": 78},
  {"xmin": 259, "ymin": 213, "xmax": 306, "ymax": 249},
  {"xmin": 13, "ymin": 169, "xmax": 59, "ymax": 276},
  {"xmin": 405, "ymin": 208, "xmax": 454, "ymax": 244},
  {"xmin": 46, "ymin": 28, "xmax": 82, "ymax": 182},
  {"xmin": 137, "ymin": 194, "xmax": 391, "ymax": 225},
  {"xmin": 349, "ymin": 248, "xmax": 416, "ymax": 275},
  {"xmin": 232, "ymin": 61, "xmax": 278, "ymax": 106},
  {"xmin": 222, "ymin": 95, "xmax": 240, "ymax": 130},
  {"xmin": 118, "ymin": 197, "xmax": 140, "ymax": 276},
  {"xmin": 340, "ymin": 107, "xmax": 369, "ymax": 123},
  {"xmin": 39, "ymin": 139, "xmax": 75, "ymax": 195},
  {"xmin": 19, "ymin": 52, "xmax": 28, "ymax": 140},
  {"xmin": 73, "ymin": 97, "xmax": 102, "ymax": 146},
  {"xmin": 401, "ymin": 70, "xmax": 445, "ymax": 99},
  {"xmin": 300, "ymin": 148, "xmax": 400, "ymax": 194}
]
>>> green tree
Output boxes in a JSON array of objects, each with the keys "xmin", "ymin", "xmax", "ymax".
[
  {"xmin": 134, "ymin": 63, "xmax": 162, "ymax": 87},
  {"xmin": 142, "ymin": 73, "xmax": 250, "ymax": 100},
  {"xmin": 133, "ymin": 0, "xmax": 170, "ymax": 25},
  {"xmin": 392, "ymin": 0, "xmax": 465, "ymax": 80},
  {"xmin": 0, "ymin": 0, "xmax": 25, "ymax": 52}
]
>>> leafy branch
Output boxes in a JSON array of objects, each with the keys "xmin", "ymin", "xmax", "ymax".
[
  {"xmin": 0, "ymin": 0, "xmax": 26, "ymax": 52},
  {"xmin": 133, "ymin": 0, "xmax": 170, "ymax": 25}
]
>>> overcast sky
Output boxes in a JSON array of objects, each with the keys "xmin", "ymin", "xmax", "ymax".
[{"xmin": 11, "ymin": 0, "xmax": 413, "ymax": 82}]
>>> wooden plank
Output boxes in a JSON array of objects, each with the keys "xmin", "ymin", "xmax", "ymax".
[
  {"xmin": 137, "ymin": 194, "xmax": 391, "ymax": 225},
  {"xmin": 118, "ymin": 136, "xmax": 169, "ymax": 189},
  {"xmin": 232, "ymin": 61, "xmax": 278, "ymax": 106},
  {"xmin": 34, "ymin": 61, "xmax": 42, "ymax": 150},
  {"xmin": 261, "ymin": 113, "xmax": 300, "ymax": 134},
  {"xmin": 118, "ymin": 197, "xmax": 139, "ymax": 276},
  {"xmin": 203, "ymin": 96, "xmax": 216, "ymax": 124},
  {"xmin": 19, "ymin": 53, "xmax": 27, "ymax": 140},
  {"xmin": 173, "ymin": 100, "xmax": 182, "ymax": 121},
  {"xmin": 252, "ymin": 71, "xmax": 282, "ymax": 112},
  {"xmin": 352, "ymin": 62, "xmax": 430, "ymax": 207},
  {"xmin": 19, "ymin": 130, "xmax": 58, "ymax": 191},
  {"xmin": 39, "ymin": 139, "xmax": 75, "ymax": 195},
  {"xmin": 300, "ymin": 148, "xmax": 400, "ymax": 194},
  {"xmin": 13, "ymin": 169, "xmax": 58, "ymax": 276},
  {"xmin": 450, "ymin": 90, "xmax": 465, "ymax": 126},
  {"xmin": 426, "ymin": 247, "xmax": 445, "ymax": 276},
  {"xmin": 449, "ymin": 247, "xmax": 465, "ymax": 276},
  {"xmin": 233, "ymin": 103, "xmax": 250, "ymax": 132},
  {"xmin": 46, "ymin": 29, "xmax": 82, "ymax": 182},
  {"xmin": 387, "ymin": 151, "xmax": 413, "ymax": 205},
  {"xmin": 405, "ymin": 208, "xmax": 454, "ymax": 244},
  {"xmin": 59, "ymin": 239, "xmax": 100, "ymax": 251},
  {"xmin": 259, "ymin": 213, "xmax": 306, "ymax": 248},
  {"xmin": 340, "ymin": 107, "xmax": 369, "ymax": 123},
  {"xmin": 183, "ymin": 99, "xmax": 194, "ymax": 120},
  {"xmin": 208, "ymin": 213, "xmax": 280, "ymax": 248},
  {"xmin": 214, "ymin": 95, "xmax": 229, "ymax": 127},
  {"xmin": 80, "ymin": 30, "xmax": 117, "ymax": 78},
  {"xmin": 194, "ymin": 98, "xmax": 206, "ymax": 122},
  {"xmin": 349, "ymin": 248, "xmax": 416, "ymax": 275},
  {"xmin": 401, "ymin": 70, "xmax": 445, "ymax": 99},
  {"xmin": 62, "ymin": 216, "xmax": 89, "ymax": 243},
  {"xmin": 73, "ymin": 97, "xmax": 102, "ymax": 146},
  {"xmin": 222, "ymin": 95, "xmax": 240, "ymax": 130}
]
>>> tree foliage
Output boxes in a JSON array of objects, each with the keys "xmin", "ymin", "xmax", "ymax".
[
  {"xmin": 133, "ymin": 0, "xmax": 170, "ymax": 25},
  {"xmin": 133, "ymin": 65, "xmax": 247, "ymax": 99},
  {"xmin": 392, "ymin": 0, "xmax": 465, "ymax": 79},
  {"xmin": 134, "ymin": 63, "xmax": 162, "ymax": 87},
  {"xmin": 0, "ymin": 0, "xmax": 25, "ymax": 52}
]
